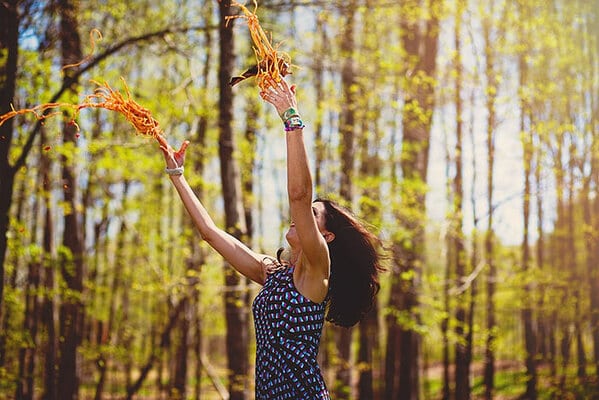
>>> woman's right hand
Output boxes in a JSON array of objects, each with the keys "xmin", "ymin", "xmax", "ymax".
[{"xmin": 259, "ymin": 77, "xmax": 298, "ymax": 118}]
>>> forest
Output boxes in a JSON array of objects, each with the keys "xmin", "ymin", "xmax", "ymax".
[{"xmin": 0, "ymin": 0, "xmax": 598, "ymax": 399}]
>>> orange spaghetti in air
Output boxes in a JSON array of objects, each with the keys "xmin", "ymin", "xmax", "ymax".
[
  {"xmin": 0, "ymin": 29, "xmax": 168, "ymax": 147},
  {"xmin": 227, "ymin": 0, "xmax": 292, "ymax": 89},
  {"xmin": 0, "ymin": 78, "xmax": 168, "ymax": 147}
]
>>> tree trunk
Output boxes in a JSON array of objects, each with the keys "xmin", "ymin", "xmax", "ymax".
[
  {"xmin": 518, "ymin": 27, "xmax": 537, "ymax": 398},
  {"xmin": 535, "ymin": 138, "xmax": 547, "ymax": 363},
  {"xmin": 16, "ymin": 164, "xmax": 44, "ymax": 400},
  {"xmin": 482, "ymin": 2, "xmax": 499, "ymax": 397},
  {"xmin": 313, "ymin": 13, "xmax": 328, "ymax": 189},
  {"xmin": 313, "ymin": 14, "xmax": 332, "ymax": 381},
  {"xmin": 94, "ymin": 206, "xmax": 127, "ymax": 400},
  {"xmin": 334, "ymin": 1, "xmax": 357, "ymax": 397},
  {"xmin": 218, "ymin": 2, "xmax": 250, "ymax": 398},
  {"xmin": 567, "ymin": 137, "xmax": 587, "ymax": 381},
  {"xmin": 0, "ymin": 0, "xmax": 19, "ymax": 322},
  {"xmin": 441, "ymin": 126, "xmax": 453, "ymax": 400},
  {"xmin": 356, "ymin": 2, "xmax": 384, "ymax": 392},
  {"xmin": 385, "ymin": 1, "xmax": 440, "ymax": 398},
  {"xmin": 57, "ymin": 1, "xmax": 84, "ymax": 398},
  {"xmin": 357, "ymin": 304, "xmax": 378, "ymax": 400},
  {"xmin": 5, "ymin": 166, "xmax": 31, "ymax": 395},
  {"xmin": 40, "ymin": 127, "xmax": 58, "ymax": 400},
  {"xmin": 453, "ymin": 2, "xmax": 470, "ymax": 397},
  {"xmin": 193, "ymin": 6, "xmax": 213, "ymax": 398},
  {"xmin": 589, "ymin": 6, "xmax": 599, "ymax": 376}
]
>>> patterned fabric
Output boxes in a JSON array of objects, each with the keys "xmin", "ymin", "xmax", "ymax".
[{"xmin": 252, "ymin": 264, "xmax": 330, "ymax": 399}]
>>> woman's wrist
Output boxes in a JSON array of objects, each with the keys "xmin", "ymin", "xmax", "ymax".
[
  {"xmin": 165, "ymin": 166, "xmax": 184, "ymax": 176},
  {"xmin": 284, "ymin": 116, "xmax": 305, "ymax": 131},
  {"xmin": 279, "ymin": 107, "xmax": 304, "ymax": 131},
  {"xmin": 279, "ymin": 107, "xmax": 299, "ymax": 122}
]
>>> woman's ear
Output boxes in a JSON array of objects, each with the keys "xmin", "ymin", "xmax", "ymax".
[{"xmin": 323, "ymin": 231, "xmax": 335, "ymax": 243}]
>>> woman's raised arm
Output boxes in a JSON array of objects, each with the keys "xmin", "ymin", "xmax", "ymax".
[
  {"xmin": 259, "ymin": 79, "xmax": 331, "ymax": 289},
  {"xmin": 159, "ymin": 138, "xmax": 268, "ymax": 285}
]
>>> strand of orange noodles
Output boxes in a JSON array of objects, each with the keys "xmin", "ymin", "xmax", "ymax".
[
  {"xmin": 226, "ymin": 0, "xmax": 292, "ymax": 89},
  {"xmin": 62, "ymin": 28, "xmax": 103, "ymax": 71},
  {"xmin": 0, "ymin": 78, "xmax": 168, "ymax": 147}
]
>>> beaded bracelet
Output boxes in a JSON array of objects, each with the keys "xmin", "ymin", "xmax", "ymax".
[
  {"xmin": 165, "ymin": 166, "xmax": 184, "ymax": 176},
  {"xmin": 280, "ymin": 107, "xmax": 299, "ymax": 122},
  {"xmin": 284, "ymin": 116, "xmax": 305, "ymax": 131}
]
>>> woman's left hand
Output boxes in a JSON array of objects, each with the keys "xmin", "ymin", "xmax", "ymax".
[
  {"xmin": 159, "ymin": 139, "xmax": 190, "ymax": 170},
  {"xmin": 259, "ymin": 77, "xmax": 298, "ymax": 117}
]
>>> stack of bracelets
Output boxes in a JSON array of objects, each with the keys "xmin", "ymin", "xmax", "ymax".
[{"xmin": 280, "ymin": 107, "xmax": 305, "ymax": 131}]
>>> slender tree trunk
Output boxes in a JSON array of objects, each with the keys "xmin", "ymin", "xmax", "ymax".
[
  {"xmin": 334, "ymin": 1, "xmax": 358, "ymax": 397},
  {"xmin": 192, "ymin": 6, "xmax": 213, "ymax": 398},
  {"xmin": 16, "ymin": 165, "xmax": 44, "ymax": 400},
  {"xmin": 386, "ymin": 1, "xmax": 440, "ymax": 399},
  {"xmin": 218, "ymin": 2, "xmax": 250, "ymax": 398},
  {"xmin": 6, "ymin": 170, "xmax": 30, "ymax": 396},
  {"xmin": 453, "ymin": 2, "xmax": 470, "ymax": 397},
  {"xmin": 585, "ymin": 27, "xmax": 599, "ymax": 376},
  {"xmin": 313, "ymin": 13, "xmax": 328, "ymax": 190},
  {"xmin": 190, "ymin": 115, "xmax": 209, "ymax": 400},
  {"xmin": 313, "ymin": 14, "xmax": 332, "ymax": 384},
  {"xmin": 592, "ymin": 171, "xmax": 599, "ymax": 375},
  {"xmin": 518, "ymin": 25, "xmax": 537, "ymax": 397},
  {"xmin": 482, "ymin": 3, "xmax": 498, "ymax": 397},
  {"xmin": 552, "ymin": 134, "xmax": 565, "ymax": 381},
  {"xmin": 356, "ymin": 4, "xmax": 384, "ymax": 392},
  {"xmin": 441, "ymin": 121, "xmax": 453, "ymax": 400},
  {"xmin": 535, "ymin": 138, "xmax": 547, "ymax": 363},
  {"xmin": 57, "ymin": 1, "xmax": 84, "ymax": 398},
  {"xmin": 173, "ymin": 299, "xmax": 190, "ymax": 400},
  {"xmin": 465, "ymin": 83, "xmax": 478, "ymax": 400},
  {"xmin": 567, "ymin": 137, "xmax": 587, "ymax": 382},
  {"xmin": 94, "ymin": 202, "xmax": 128, "ymax": 400},
  {"xmin": 356, "ymin": 87, "xmax": 383, "ymax": 400},
  {"xmin": 0, "ymin": 0, "xmax": 19, "ymax": 322},
  {"xmin": 40, "ymin": 126, "xmax": 58, "ymax": 400}
]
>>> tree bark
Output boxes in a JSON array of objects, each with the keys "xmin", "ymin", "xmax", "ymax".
[
  {"xmin": 356, "ymin": 2, "xmax": 384, "ymax": 394},
  {"xmin": 40, "ymin": 127, "xmax": 58, "ymax": 400},
  {"xmin": 334, "ymin": 1, "xmax": 357, "ymax": 397},
  {"xmin": 312, "ymin": 13, "xmax": 328, "ymax": 189},
  {"xmin": 453, "ymin": 2, "xmax": 470, "ymax": 398},
  {"xmin": 518, "ymin": 15, "xmax": 537, "ymax": 396},
  {"xmin": 57, "ymin": 1, "xmax": 85, "ymax": 398},
  {"xmin": 0, "ymin": 0, "xmax": 19, "ymax": 322},
  {"xmin": 218, "ymin": 2, "xmax": 250, "ymax": 398},
  {"xmin": 16, "ymin": 164, "xmax": 44, "ymax": 400},
  {"xmin": 385, "ymin": 1, "xmax": 440, "ymax": 398},
  {"xmin": 481, "ymin": 2, "xmax": 501, "ymax": 396},
  {"xmin": 585, "ymin": 12, "xmax": 599, "ymax": 373}
]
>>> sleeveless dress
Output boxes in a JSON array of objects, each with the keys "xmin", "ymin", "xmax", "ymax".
[{"xmin": 252, "ymin": 264, "xmax": 330, "ymax": 399}]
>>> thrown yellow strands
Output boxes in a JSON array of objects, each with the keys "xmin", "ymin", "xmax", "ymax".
[
  {"xmin": 227, "ymin": 0, "xmax": 292, "ymax": 89},
  {"xmin": 0, "ymin": 78, "xmax": 167, "ymax": 146}
]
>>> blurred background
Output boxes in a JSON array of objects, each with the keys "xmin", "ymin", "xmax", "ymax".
[{"xmin": 0, "ymin": 0, "xmax": 598, "ymax": 399}]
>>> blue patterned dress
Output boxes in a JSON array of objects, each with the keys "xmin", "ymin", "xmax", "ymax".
[{"xmin": 252, "ymin": 264, "xmax": 330, "ymax": 399}]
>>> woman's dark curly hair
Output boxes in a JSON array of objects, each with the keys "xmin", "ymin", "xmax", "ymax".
[{"xmin": 315, "ymin": 198, "xmax": 384, "ymax": 328}]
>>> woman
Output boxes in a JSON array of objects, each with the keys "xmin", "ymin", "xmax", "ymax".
[{"xmin": 160, "ymin": 77, "xmax": 383, "ymax": 399}]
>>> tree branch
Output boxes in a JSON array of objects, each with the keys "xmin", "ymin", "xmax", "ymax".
[{"xmin": 13, "ymin": 23, "xmax": 215, "ymax": 171}]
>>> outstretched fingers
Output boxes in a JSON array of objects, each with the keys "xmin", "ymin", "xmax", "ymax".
[
  {"xmin": 260, "ymin": 77, "xmax": 297, "ymax": 114},
  {"xmin": 159, "ymin": 138, "xmax": 190, "ymax": 169},
  {"xmin": 174, "ymin": 140, "xmax": 190, "ymax": 164}
]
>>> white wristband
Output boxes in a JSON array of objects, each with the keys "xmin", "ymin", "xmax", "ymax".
[{"xmin": 165, "ymin": 166, "xmax": 184, "ymax": 176}]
